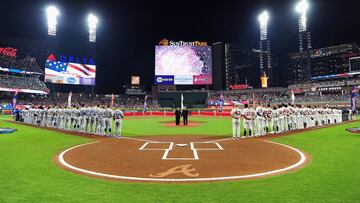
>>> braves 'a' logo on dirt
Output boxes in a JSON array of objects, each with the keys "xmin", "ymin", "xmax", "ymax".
[{"xmin": 149, "ymin": 164, "xmax": 199, "ymax": 178}]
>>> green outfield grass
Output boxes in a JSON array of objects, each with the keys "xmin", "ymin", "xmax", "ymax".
[{"xmin": 1, "ymin": 116, "xmax": 360, "ymax": 202}]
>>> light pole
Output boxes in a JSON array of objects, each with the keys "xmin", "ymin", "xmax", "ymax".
[
  {"xmin": 296, "ymin": 0, "xmax": 311, "ymax": 52},
  {"xmin": 258, "ymin": 11, "xmax": 271, "ymax": 88},
  {"xmin": 296, "ymin": 0, "xmax": 312, "ymax": 81}
]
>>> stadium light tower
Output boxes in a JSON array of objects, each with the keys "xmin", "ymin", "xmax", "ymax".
[
  {"xmin": 46, "ymin": 6, "xmax": 59, "ymax": 36},
  {"xmin": 88, "ymin": 14, "xmax": 98, "ymax": 43},
  {"xmin": 296, "ymin": 0, "xmax": 311, "ymax": 52},
  {"xmin": 258, "ymin": 11, "xmax": 271, "ymax": 88}
]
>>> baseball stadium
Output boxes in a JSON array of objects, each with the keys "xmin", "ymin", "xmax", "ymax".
[{"xmin": 1, "ymin": 0, "xmax": 360, "ymax": 202}]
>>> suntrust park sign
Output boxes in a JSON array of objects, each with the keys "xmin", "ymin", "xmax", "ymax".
[{"xmin": 159, "ymin": 38, "xmax": 208, "ymax": 46}]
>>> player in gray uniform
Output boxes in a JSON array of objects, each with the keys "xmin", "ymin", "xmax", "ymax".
[
  {"xmin": 73, "ymin": 107, "xmax": 81, "ymax": 131},
  {"xmin": 113, "ymin": 109, "xmax": 124, "ymax": 137},
  {"xmin": 64, "ymin": 108, "xmax": 71, "ymax": 130},
  {"xmin": 22, "ymin": 109, "xmax": 28, "ymax": 123},
  {"xmin": 103, "ymin": 106, "xmax": 114, "ymax": 136},
  {"xmin": 58, "ymin": 107, "xmax": 65, "ymax": 129},
  {"xmin": 83, "ymin": 107, "xmax": 91, "ymax": 133},
  {"xmin": 46, "ymin": 108, "xmax": 52, "ymax": 127},
  {"xmin": 95, "ymin": 107, "xmax": 105, "ymax": 135},
  {"xmin": 52, "ymin": 108, "xmax": 58, "ymax": 128},
  {"xmin": 38, "ymin": 108, "xmax": 45, "ymax": 126},
  {"xmin": 79, "ymin": 106, "xmax": 86, "ymax": 132},
  {"xmin": 89, "ymin": 107, "xmax": 96, "ymax": 133}
]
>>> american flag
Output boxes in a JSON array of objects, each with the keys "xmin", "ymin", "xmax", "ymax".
[
  {"xmin": 351, "ymin": 86, "xmax": 357, "ymax": 111},
  {"xmin": 12, "ymin": 89, "xmax": 18, "ymax": 112},
  {"xmin": 45, "ymin": 60, "xmax": 96, "ymax": 78},
  {"xmin": 111, "ymin": 94, "xmax": 115, "ymax": 108},
  {"xmin": 143, "ymin": 95, "xmax": 148, "ymax": 113},
  {"xmin": 218, "ymin": 93, "xmax": 224, "ymax": 112},
  {"xmin": 68, "ymin": 91, "xmax": 72, "ymax": 108}
]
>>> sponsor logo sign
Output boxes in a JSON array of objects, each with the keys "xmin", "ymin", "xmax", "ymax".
[
  {"xmin": 66, "ymin": 77, "xmax": 76, "ymax": 84},
  {"xmin": 0, "ymin": 47, "xmax": 17, "ymax": 57},
  {"xmin": 193, "ymin": 75, "xmax": 212, "ymax": 85},
  {"xmin": 158, "ymin": 38, "xmax": 208, "ymax": 46},
  {"xmin": 174, "ymin": 75, "xmax": 193, "ymax": 85},
  {"xmin": 154, "ymin": 75, "xmax": 174, "ymax": 85}
]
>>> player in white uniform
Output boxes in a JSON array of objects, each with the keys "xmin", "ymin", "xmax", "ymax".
[
  {"xmin": 113, "ymin": 109, "xmax": 124, "ymax": 137},
  {"xmin": 272, "ymin": 106, "xmax": 279, "ymax": 133},
  {"xmin": 287, "ymin": 104, "xmax": 296, "ymax": 131},
  {"xmin": 264, "ymin": 104, "xmax": 274, "ymax": 134},
  {"xmin": 230, "ymin": 104, "xmax": 242, "ymax": 140},
  {"xmin": 242, "ymin": 104, "xmax": 256, "ymax": 138},
  {"xmin": 255, "ymin": 104, "xmax": 265, "ymax": 136},
  {"xmin": 277, "ymin": 105, "xmax": 285, "ymax": 133},
  {"xmin": 283, "ymin": 105, "xmax": 290, "ymax": 131}
]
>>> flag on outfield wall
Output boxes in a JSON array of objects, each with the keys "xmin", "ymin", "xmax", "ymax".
[
  {"xmin": 12, "ymin": 89, "xmax": 18, "ymax": 112},
  {"xmin": 218, "ymin": 93, "xmax": 224, "ymax": 112},
  {"xmin": 252, "ymin": 92, "xmax": 256, "ymax": 106},
  {"xmin": 68, "ymin": 91, "xmax": 72, "ymax": 108},
  {"xmin": 111, "ymin": 93, "xmax": 115, "ymax": 108},
  {"xmin": 181, "ymin": 94, "xmax": 184, "ymax": 110},
  {"xmin": 351, "ymin": 86, "xmax": 357, "ymax": 111},
  {"xmin": 143, "ymin": 95, "xmax": 148, "ymax": 113},
  {"xmin": 291, "ymin": 89, "xmax": 295, "ymax": 104}
]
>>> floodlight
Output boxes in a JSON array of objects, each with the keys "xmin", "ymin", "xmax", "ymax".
[
  {"xmin": 46, "ymin": 5, "xmax": 59, "ymax": 36},
  {"xmin": 296, "ymin": 0, "xmax": 309, "ymax": 14},
  {"xmin": 88, "ymin": 14, "xmax": 98, "ymax": 29},
  {"xmin": 295, "ymin": 0, "xmax": 309, "ymax": 32},
  {"xmin": 258, "ymin": 11, "xmax": 269, "ymax": 25},
  {"xmin": 258, "ymin": 11, "xmax": 269, "ymax": 40},
  {"xmin": 88, "ymin": 14, "xmax": 98, "ymax": 42}
]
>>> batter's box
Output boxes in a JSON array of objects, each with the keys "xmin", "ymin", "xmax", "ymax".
[
  {"xmin": 192, "ymin": 142, "xmax": 224, "ymax": 150},
  {"xmin": 139, "ymin": 141, "xmax": 223, "ymax": 160},
  {"xmin": 139, "ymin": 142, "xmax": 172, "ymax": 150}
]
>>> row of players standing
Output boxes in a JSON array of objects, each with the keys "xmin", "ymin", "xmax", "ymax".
[
  {"xmin": 19, "ymin": 106, "xmax": 124, "ymax": 137},
  {"xmin": 230, "ymin": 103, "xmax": 343, "ymax": 140}
]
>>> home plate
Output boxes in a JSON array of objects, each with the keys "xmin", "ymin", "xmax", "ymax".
[{"xmin": 176, "ymin": 144, "xmax": 188, "ymax": 147}]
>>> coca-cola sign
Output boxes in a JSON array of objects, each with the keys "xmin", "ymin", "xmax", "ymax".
[{"xmin": 0, "ymin": 47, "xmax": 17, "ymax": 57}]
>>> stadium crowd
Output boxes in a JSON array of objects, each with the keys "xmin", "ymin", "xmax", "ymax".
[
  {"xmin": 0, "ymin": 54, "xmax": 43, "ymax": 73},
  {"xmin": 0, "ymin": 74, "xmax": 48, "ymax": 91}
]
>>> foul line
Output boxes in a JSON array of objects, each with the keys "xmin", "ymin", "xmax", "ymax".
[{"xmin": 58, "ymin": 140, "xmax": 307, "ymax": 182}]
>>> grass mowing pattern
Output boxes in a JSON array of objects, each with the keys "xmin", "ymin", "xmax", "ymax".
[{"xmin": 0, "ymin": 116, "xmax": 360, "ymax": 202}]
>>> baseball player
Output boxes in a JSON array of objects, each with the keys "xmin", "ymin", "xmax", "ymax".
[
  {"xmin": 103, "ymin": 106, "xmax": 113, "ymax": 136},
  {"xmin": 242, "ymin": 104, "xmax": 256, "ymax": 138},
  {"xmin": 255, "ymin": 103, "xmax": 265, "ymax": 136},
  {"xmin": 113, "ymin": 108, "xmax": 124, "ymax": 137},
  {"xmin": 277, "ymin": 104, "xmax": 285, "ymax": 133},
  {"xmin": 89, "ymin": 107, "xmax": 96, "ymax": 133},
  {"xmin": 264, "ymin": 104, "xmax": 273, "ymax": 134},
  {"xmin": 230, "ymin": 104, "xmax": 242, "ymax": 140}
]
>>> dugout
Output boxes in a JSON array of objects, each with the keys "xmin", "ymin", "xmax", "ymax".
[{"xmin": 157, "ymin": 91, "xmax": 208, "ymax": 108}]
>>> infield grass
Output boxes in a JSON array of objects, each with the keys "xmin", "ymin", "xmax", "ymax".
[{"xmin": 0, "ymin": 116, "xmax": 360, "ymax": 202}]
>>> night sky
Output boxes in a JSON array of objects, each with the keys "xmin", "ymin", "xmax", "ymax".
[{"xmin": 1, "ymin": 0, "xmax": 360, "ymax": 93}]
